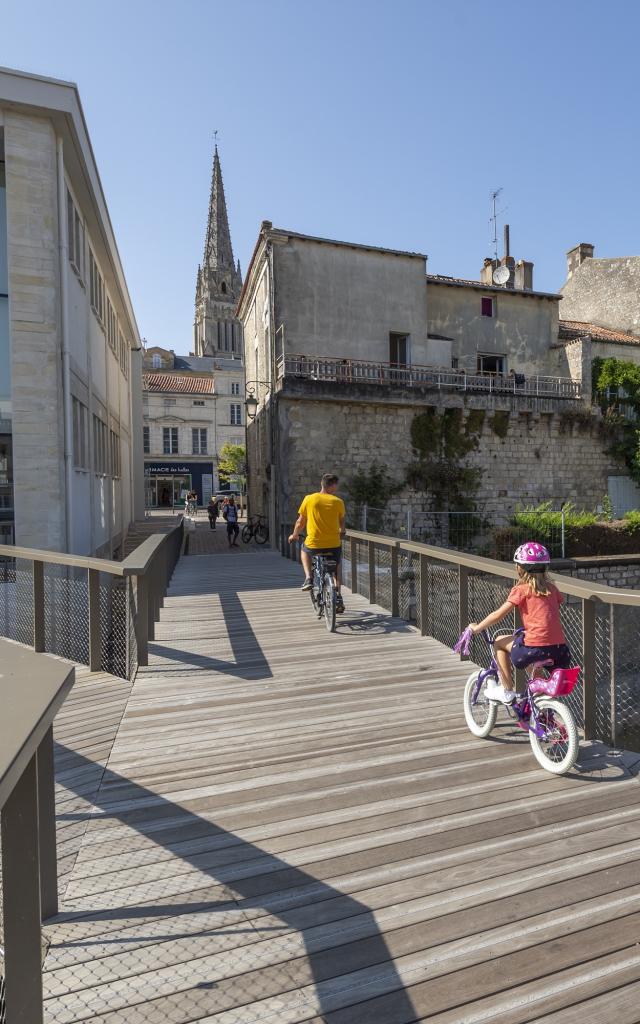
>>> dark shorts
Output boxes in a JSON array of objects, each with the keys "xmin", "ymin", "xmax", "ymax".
[
  {"xmin": 302, "ymin": 544, "xmax": 342, "ymax": 565},
  {"xmin": 226, "ymin": 520, "xmax": 239, "ymax": 534},
  {"xmin": 510, "ymin": 634, "xmax": 571, "ymax": 670}
]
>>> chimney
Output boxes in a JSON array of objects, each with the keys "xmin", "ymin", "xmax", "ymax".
[
  {"xmin": 515, "ymin": 260, "xmax": 534, "ymax": 290},
  {"xmin": 566, "ymin": 242, "xmax": 594, "ymax": 279},
  {"xmin": 480, "ymin": 256, "xmax": 498, "ymax": 285}
]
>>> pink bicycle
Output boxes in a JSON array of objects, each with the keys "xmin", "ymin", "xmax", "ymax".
[{"xmin": 459, "ymin": 628, "xmax": 580, "ymax": 775}]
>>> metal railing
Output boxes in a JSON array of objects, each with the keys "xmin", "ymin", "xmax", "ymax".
[
  {"xmin": 281, "ymin": 524, "xmax": 640, "ymax": 752},
  {"xmin": 278, "ymin": 353, "xmax": 582, "ymax": 400},
  {"xmin": 0, "ymin": 641, "xmax": 75, "ymax": 1024},
  {"xmin": 0, "ymin": 521, "xmax": 183, "ymax": 679}
]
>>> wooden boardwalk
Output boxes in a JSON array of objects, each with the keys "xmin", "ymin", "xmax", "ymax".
[{"xmin": 42, "ymin": 541, "xmax": 640, "ymax": 1023}]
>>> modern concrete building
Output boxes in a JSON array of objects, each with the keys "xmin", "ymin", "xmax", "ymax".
[
  {"xmin": 142, "ymin": 348, "xmax": 244, "ymax": 507},
  {"xmin": 0, "ymin": 66, "xmax": 143, "ymax": 553}
]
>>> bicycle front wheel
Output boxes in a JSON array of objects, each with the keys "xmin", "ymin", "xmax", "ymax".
[
  {"xmin": 323, "ymin": 574, "xmax": 336, "ymax": 632},
  {"xmin": 241, "ymin": 525, "xmax": 252, "ymax": 544},
  {"xmin": 529, "ymin": 698, "xmax": 578, "ymax": 775},
  {"xmin": 463, "ymin": 670, "xmax": 498, "ymax": 738},
  {"xmin": 255, "ymin": 523, "xmax": 269, "ymax": 545}
]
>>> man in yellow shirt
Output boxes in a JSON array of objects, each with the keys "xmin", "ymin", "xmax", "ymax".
[{"xmin": 289, "ymin": 473, "xmax": 346, "ymax": 613}]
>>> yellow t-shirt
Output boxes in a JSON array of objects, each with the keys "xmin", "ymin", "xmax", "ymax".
[{"xmin": 299, "ymin": 492, "xmax": 346, "ymax": 549}]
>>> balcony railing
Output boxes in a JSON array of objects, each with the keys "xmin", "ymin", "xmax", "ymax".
[
  {"xmin": 278, "ymin": 354, "xmax": 582, "ymax": 400},
  {"xmin": 0, "ymin": 521, "xmax": 184, "ymax": 679}
]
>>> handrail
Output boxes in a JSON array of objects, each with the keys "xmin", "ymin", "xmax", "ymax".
[
  {"xmin": 1, "ymin": 545, "xmax": 126, "ymax": 575},
  {"xmin": 0, "ymin": 640, "xmax": 75, "ymax": 1022}
]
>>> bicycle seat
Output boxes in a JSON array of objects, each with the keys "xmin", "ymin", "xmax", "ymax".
[{"xmin": 529, "ymin": 666, "xmax": 580, "ymax": 698}]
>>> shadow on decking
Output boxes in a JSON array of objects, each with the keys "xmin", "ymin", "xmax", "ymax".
[{"xmin": 50, "ymin": 745, "xmax": 419, "ymax": 1021}]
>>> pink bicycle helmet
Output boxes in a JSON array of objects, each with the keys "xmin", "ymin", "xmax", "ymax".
[{"xmin": 513, "ymin": 541, "xmax": 550, "ymax": 567}]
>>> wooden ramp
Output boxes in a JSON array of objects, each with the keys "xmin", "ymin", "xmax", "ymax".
[{"xmin": 43, "ymin": 548, "xmax": 640, "ymax": 1023}]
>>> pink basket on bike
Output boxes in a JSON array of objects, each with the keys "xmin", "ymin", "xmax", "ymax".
[{"xmin": 529, "ymin": 666, "xmax": 580, "ymax": 698}]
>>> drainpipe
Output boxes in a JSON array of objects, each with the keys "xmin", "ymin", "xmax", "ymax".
[{"xmin": 56, "ymin": 136, "xmax": 74, "ymax": 553}]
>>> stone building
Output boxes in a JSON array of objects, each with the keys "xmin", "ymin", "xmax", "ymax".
[
  {"xmin": 0, "ymin": 67, "xmax": 143, "ymax": 554},
  {"xmin": 142, "ymin": 348, "xmax": 244, "ymax": 507},
  {"xmin": 561, "ymin": 243, "xmax": 640, "ymax": 337},
  {"xmin": 237, "ymin": 221, "xmax": 626, "ymax": 539},
  {"xmin": 193, "ymin": 147, "xmax": 243, "ymax": 358}
]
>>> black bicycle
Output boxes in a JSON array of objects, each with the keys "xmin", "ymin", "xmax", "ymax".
[
  {"xmin": 309, "ymin": 551, "xmax": 338, "ymax": 632},
  {"xmin": 242, "ymin": 513, "xmax": 269, "ymax": 545}
]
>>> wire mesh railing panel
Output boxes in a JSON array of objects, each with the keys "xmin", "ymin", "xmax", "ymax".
[
  {"xmin": 427, "ymin": 559, "xmax": 459, "ymax": 650},
  {"xmin": 468, "ymin": 572, "xmax": 516, "ymax": 669},
  {"xmin": 611, "ymin": 604, "xmax": 640, "ymax": 752},
  {"xmin": 126, "ymin": 578, "xmax": 138, "ymax": 681},
  {"xmin": 374, "ymin": 546, "xmax": 392, "ymax": 613},
  {"xmin": 559, "ymin": 597, "xmax": 584, "ymax": 730},
  {"xmin": 594, "ymin": 603, "xmax": 612, "ymax": 743},
  {"xmin": 342, "ymin": 542, "xmax": 352, "ymax": 590},
  {"xmin": 356, "ymin": 541, "xmax": 369, "ymax": 600},
  {"xmin": 398, "ymin": 552, "xmax": 418, "ymax": 623},
  {"xmin": 0, "ymin": 557, "xmax": 34, "ymax": 646},
  {"xmin": 100, "ymin": 576, "xmax": 130, "ymax": 680},
  {"xmin": 43, "ymin": 564, "xmax": 89, "ymax": 666}
]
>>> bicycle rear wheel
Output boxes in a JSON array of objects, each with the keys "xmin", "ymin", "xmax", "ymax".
[
  {"xmin": 241, "ymin": 525, "xmax": 252, "ymax": 543},
  {"xmin": 323, "ymin": 573, "xmax": 336, "ymax": 632},
  {"xmin": 255, "ymin": 523, "xmax": 269, "ymax": 545},
  {"xmin": 529, "ymin": 698, "xmax": 578, "ymax": 775}
]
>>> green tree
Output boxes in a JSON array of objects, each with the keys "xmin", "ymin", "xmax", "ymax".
[{"xmin": 218, "ymin": 443, "xmax": 246, "ymax": 491}]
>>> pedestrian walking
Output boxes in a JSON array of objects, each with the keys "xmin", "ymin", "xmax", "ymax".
[
  {"xmin": 223, "ymin": 495, "xmax": 240, "ymax": 547},
  {"xmin": 207, "ymin": 496, "xmax": 219, "ymax": 530}
]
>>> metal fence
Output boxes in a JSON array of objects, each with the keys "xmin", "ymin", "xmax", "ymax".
[
  {"xmin": 0, "ymin": 521, "xmax": 184, "ymax": 681},
  {"xmin": 352, "ymin": 504, "xmax": 568, "ymax": 558},
  {"xmin": 281, "ymin": 525, "xmax": 640, "ymax": 753}
]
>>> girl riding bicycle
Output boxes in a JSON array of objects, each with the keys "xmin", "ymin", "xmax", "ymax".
[{"xmin": 468, "ymin": 542, "xmax": 571, "ymax": 704}]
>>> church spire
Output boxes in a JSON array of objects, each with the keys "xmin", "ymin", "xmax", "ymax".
[{"xmin": 203, "ymin": 145, "xmax": 235, "ymax": 272}]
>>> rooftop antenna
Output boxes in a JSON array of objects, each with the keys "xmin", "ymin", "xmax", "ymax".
[{"xmin": 489, "ymin": 188, "xmax": 502, "ymax": 263}]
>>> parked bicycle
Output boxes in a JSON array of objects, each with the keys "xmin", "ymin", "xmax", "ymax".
[
  {"xmin": 242, "ymin": 514, "xmax": 269, "ymax": 545},
  {"xmin": 459, "ymin": 628, "xmax": 580, "ymax": 775},
  {"xmin": 308, "ymin": 550, "xmax": 338, "ymax": 632}
]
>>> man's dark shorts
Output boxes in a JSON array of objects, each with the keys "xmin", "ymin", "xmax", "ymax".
[
  {"xmin": 510, "ymin": 633, "xmax": 571, "ymax": 670},
  {"xmin": 302, "ymin": 544, "xmax": 342, "ymax": 564}
]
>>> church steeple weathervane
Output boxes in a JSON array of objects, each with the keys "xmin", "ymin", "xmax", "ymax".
[{"xmin": 194, "ymin": 139, "xmax": 243, "ymax": 359}]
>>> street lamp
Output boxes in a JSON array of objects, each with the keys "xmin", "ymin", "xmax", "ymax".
[{"xmin": 245, "ymin": 380, "xmax": 271, "ymax": 420}]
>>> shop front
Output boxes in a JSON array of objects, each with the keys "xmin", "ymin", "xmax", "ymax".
[{"xmin": 144, "ymin": 462, "xmax": 214, "ymax": 509}]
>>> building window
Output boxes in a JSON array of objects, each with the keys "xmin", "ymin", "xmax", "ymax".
[
  {"xmin": 89, "ymin": 250, "xmax": 104, "ymax": 324},
  {"xmin": 152, "ymin": 353, "xmax": 162, "ymax": 369},
  {"xmin": 66, "ymin": 189, "xmax": 85, "ymax": 282},
  {"xmin": 92, "ymin": 415, "xmax": 107, "ymax": 475},
  {"xmin": 481, "ymin": 296, "xmax": 495, "ymax": 317},
  {"xmin": 192, "ymin": 428, "xmax": 207, "ymax": 454},
  {"xmin": 118, "ymin": 330, "xmax": 129, "ymax": 377},
  {"xmin": 451, "ymin": 357, "xmax": 459, "ymax": 370},
  {"xmin": 106, "ymin": 298, "xmax": 117, "ymax": 352},
  {"xmin": 143, "ymin": 425, "xmax": 150, "ymax": 454},
  {"xmin": 193, "ymin": 399, "xmax": 205, "ymax": 406},
  {"xmin": 221, "ymin": 281, "xmax": 227, "ymax": 294},
  {"xmin": 72, "ymin": 397, "xmax": 89, "ymax": 469},
  {"xmin": 477, "ymin": 353, "xmax": 505, "ymax": 375},
  {"xmin": 163, "ymin": 426, "xmax": 178, "ymax": 454},
  {"xmin": 389, "ymin": 333, "xmax": 409, "ymax": 367},
  {"xmin": 230, "ymin": 403, "xmax": 242, "ymax": 425},
  {"xmin": 109, "ymin": 429, "xmax": 121, "ymax": 478},
  {"xmin": 231, "ymin": 381, "xmax": 240, "ymax": 396}
]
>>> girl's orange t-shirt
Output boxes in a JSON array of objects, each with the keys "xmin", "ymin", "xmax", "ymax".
[{"xmin": 507, "ymin": 583, "xmax": 565, "ymax": 647}]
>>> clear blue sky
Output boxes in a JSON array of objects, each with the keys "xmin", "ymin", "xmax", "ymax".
[{"xmin": 2, "ymin": 0, "xmax": 639, "ymax": 348}]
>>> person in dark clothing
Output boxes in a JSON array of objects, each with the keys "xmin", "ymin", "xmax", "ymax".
[
  {"xmin": 207, "ymin": 497, "xmax": 219, "ymax": 530},
  {"xmin": 223, "ymin": 496, "xmax": 240, "ymax": 547}
]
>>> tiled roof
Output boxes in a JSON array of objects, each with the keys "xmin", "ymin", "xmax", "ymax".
[
  {"xmin": 559, "ymin": 320, "xmax": 640, "ymax": 346},
  {"xmin": 143, "ymin": 373, "xmax": 214, "ymax": 394},
  {"xmin": 426, "ymin": 274, "xmax": 561, "ymax": 300}
]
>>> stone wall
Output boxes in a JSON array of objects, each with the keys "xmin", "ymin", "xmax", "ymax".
[
  {"xmin": 560, "ymin": 256, "xmax": 640, "ymax": 336},
  {"xmin": 273, "ymin": 386, "xmax": 622, "ymax": 529},
  {"xmin": 567, "ymin": 559, "xmax": 640, "ymax": 590}
]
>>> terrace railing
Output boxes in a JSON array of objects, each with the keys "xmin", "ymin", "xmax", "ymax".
[
  {"xmin": 0, "ymin": 642, "xmax": 75, "ymax": 1024},
  {"xmin": 0, "ymin": 520, "xmax": 184, "ymax": 679},
  {"xmin": 277, "ymin": 353, "xmax": 582, "ymax": 400},
  {"xmin": 281, "ymin": 525, "xmax": 640, "ymax": 753}
]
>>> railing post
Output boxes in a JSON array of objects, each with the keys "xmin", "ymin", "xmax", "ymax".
[
  {"xmin": 609, "ymin": 604, "xmax": 619, "ymax": 747},
  {"xmin": 368, "ymin": 540, "xmax": 376, "ymax": 604},
  {"xmin": 391, "ymin": 545, "xmax": 399, "ymax": 617},
  {"xmin": 147, "ymin": 568, "xmax": 156, "ymax": 641},
  {"xmin": 88, "ymin": 568, "xmax": 101, "ymax": 672},
  {"xmin": 458, "ymin": 564, "xmax": 469, "ymax": 657},
  {"xmin": 1, "ymin": 753, "xmax": 44, "ymax": 1024},
  {"xmin": 135, "ymin": 574, "xmax": 149, "ymax": 666},
  {"xmin": 37, "ymin": 724, "xmax": 58, "ymax": 918},
  {"xmin": 419, "ymin": 553, "xmax": 430, "ymax": 636},
  {"xmin": 582, "ymin": 597, "xmax": 596, "ymax": 741},
  {"xmin": 350, "ymin": 536, "xmax": 358, "ymax": 594},
  {"xmin": 32, "ymin": 559, "xmax": 45, "ymax": 653}
]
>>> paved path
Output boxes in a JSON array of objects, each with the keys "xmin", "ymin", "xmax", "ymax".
[{"xmin": 42, "ymin": 548, "xmax": 640, "ymax": 1023}]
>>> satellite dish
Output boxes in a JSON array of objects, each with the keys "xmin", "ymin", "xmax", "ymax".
[{"xmin": 493, "ymin": 265, "xmax": 511, "ymax": 285}]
